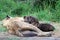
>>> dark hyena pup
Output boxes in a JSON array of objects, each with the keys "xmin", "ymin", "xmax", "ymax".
[{"xmin": 24, "ymin": 16, "xmax": 55, "ymax": 32}]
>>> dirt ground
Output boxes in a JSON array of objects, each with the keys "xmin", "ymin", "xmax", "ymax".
[{"xmin": 50, "ymin": 22, "xmax": 60, "ymax": 37}]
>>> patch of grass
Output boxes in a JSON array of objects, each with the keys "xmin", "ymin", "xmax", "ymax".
[
  {"xmin": 0, "ymin": 25, "xmax": 7, "ymax": 32},
  {"xmin": 0, "ymin": 0, "xmax": 60, "ymax": 23}
]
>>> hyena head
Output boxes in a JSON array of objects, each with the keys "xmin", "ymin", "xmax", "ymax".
[
  {"xmin": 24, "ymin": 16, "xmax": 39, "ymax": 24},
  {"xmin": 24, "ymin": 16, "xmax": 39, "ymax": 27}
]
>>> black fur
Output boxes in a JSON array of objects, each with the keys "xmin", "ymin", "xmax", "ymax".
[
  {"xmin": 19, "ymin": 29, "xmax": 37, "ymax": 37},
  {"xmin": 38, "ymin": 23, "xmax": 55, "ymax": 32},
  {"xmin": 24, "ymin": 16, "xmax": 39, "ymax": 24},
  {"xmin": 21, "ymin": 31, "xmax": 37, "ymax": 37}
]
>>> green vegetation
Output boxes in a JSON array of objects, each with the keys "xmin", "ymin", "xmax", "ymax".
[
  {"xmin": 0, "ymin": 0, "xmax": 60, "ymax": 22},
  {"xmin": 0, "ymin": 26, "xmax": 7, "ymax": 32}
]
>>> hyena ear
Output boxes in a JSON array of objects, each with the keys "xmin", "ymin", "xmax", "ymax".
[
  {"xmin": 6, "ymin": 15, "xmax": 10, "ymax": 20},
  {"xmin": 24, "ymin": 16, "xmax": 26, "ymax": 19}
]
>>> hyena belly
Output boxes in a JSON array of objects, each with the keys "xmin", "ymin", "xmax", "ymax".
[{"xmin": 21, "ymin": 31, "xmax": 37, "ymax": 37}]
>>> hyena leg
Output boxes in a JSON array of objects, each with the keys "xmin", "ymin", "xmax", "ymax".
[
  {"xmin": 22, "ymin": 26, "xmax": 42, "ymax": 33},
  {"xmin": 8, "ymin": 29, "xmax": 23, "ymax": 37},
  {"xmin": 15, "ymin": 21, "xmax": 51, "ymax": 36},
  {"xmin": 29, "ymin": 26, "xmax": 52, "ymax": 36},
  {"xmin": 8, "ymin": 29, "xmax": 16, "ymax": 35},
  {"xmin": 14, "ymin": 21, "xmax": 41, "ymax": 33},
  {"xmin": 15, "ymin": 30, "xmax": 23, "ymax": 37},
  {"xmin": 22, "ymin": 26, "xmax": 51, "ymax": 36}
]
